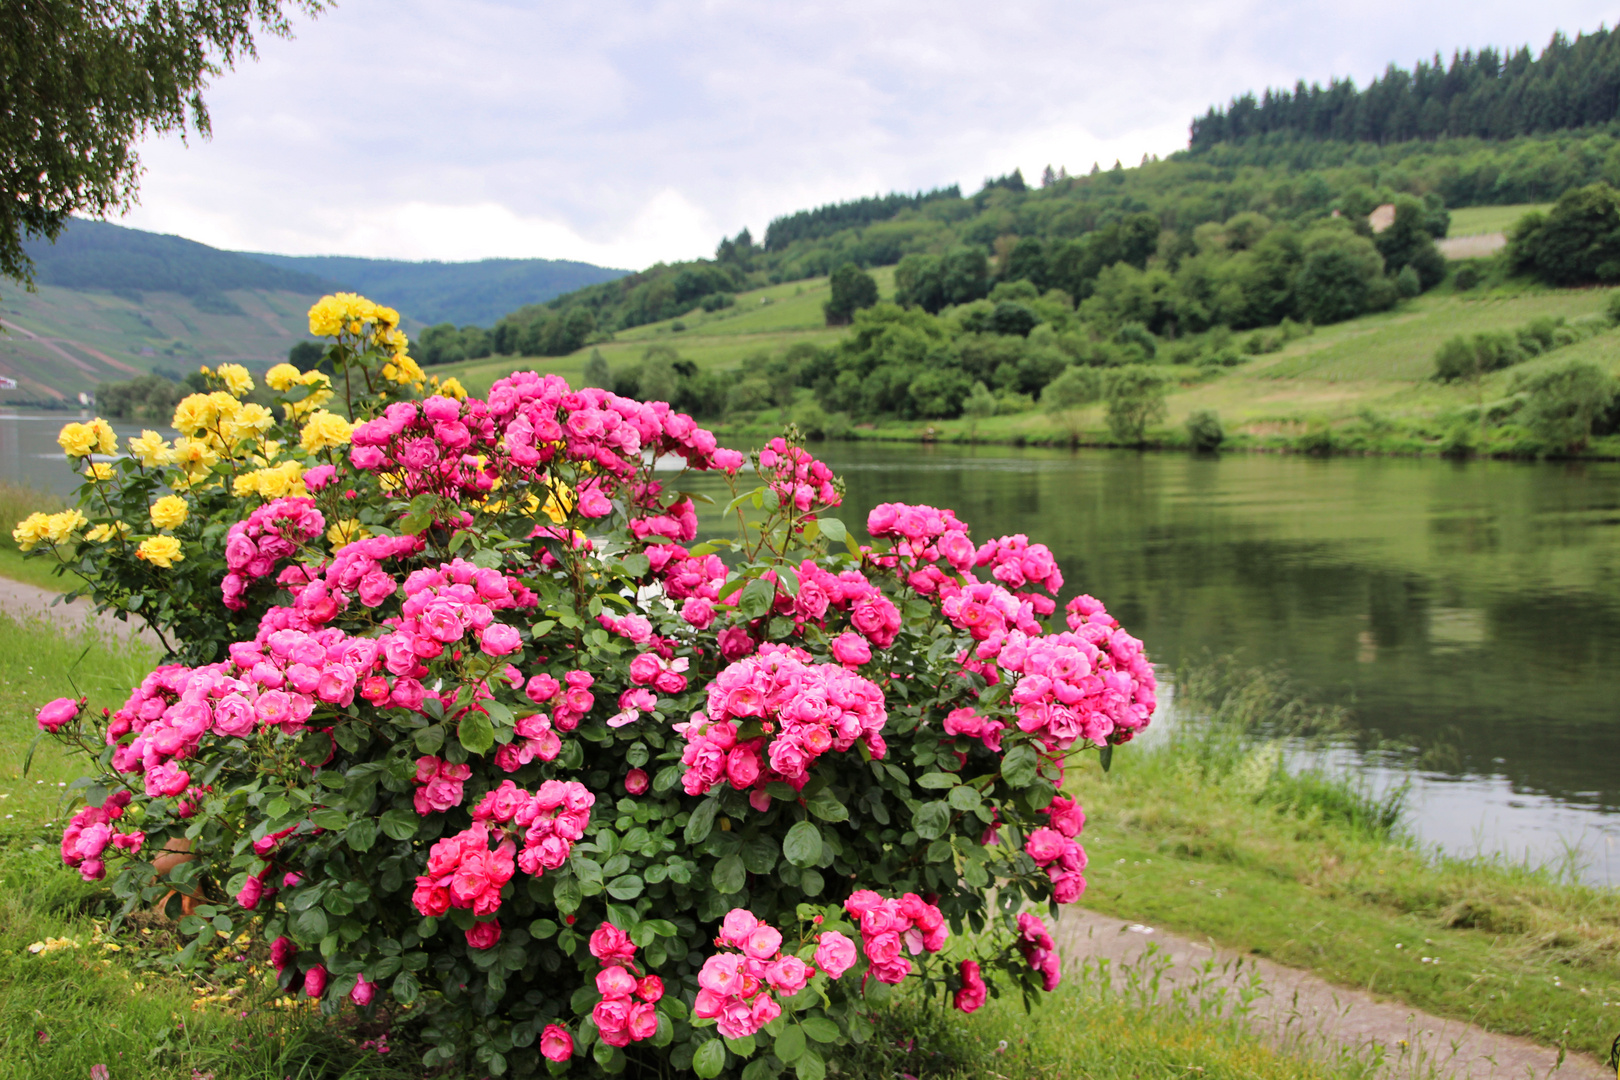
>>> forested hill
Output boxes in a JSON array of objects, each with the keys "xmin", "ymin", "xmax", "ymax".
[
  {"xmin": 1190, "ymin": 28, "xmax": 1620, "ymax": 148},
  {"xmin": 23, "ymin": 219, "xmax": 339, "ymax": 307},
  {"xmin": 242, "ymin": 253, "xmax": 628, "ymax": 327}
]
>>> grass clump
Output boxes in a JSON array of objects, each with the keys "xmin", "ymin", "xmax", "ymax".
[{"xmin": 1071, "ymin": 659, "xmax": 1620, "ymax": 1060}]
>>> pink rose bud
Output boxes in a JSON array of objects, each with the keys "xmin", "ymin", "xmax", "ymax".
[
  {"xmin": 303, "ymin": 963, "xmax": 328, "ymax": 998},
  {"xmin": 35, "ymin": 697, "xmax": 80, "ymax": 732},
  {"xmin": 465, "ymin": 920, "xmax": 502, "ymax": 950},
  {"xmin": 350, "ymin": 974, "xmax": 376, "ymax": 1006},
  {"xmin": 235, "ymin": 874, "xmax": 265, "ymax": 910},
  {"xmin": 623, "ymin": 768, "xmax": 649, "ymax": 795}
]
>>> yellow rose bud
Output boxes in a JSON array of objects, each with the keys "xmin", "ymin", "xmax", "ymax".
[
  {"xmin": 438, "ymin": 376, "xmax": 468, "ymax": 400},
  {"xmin": 86, "ymin": 521, "xmax": 131, "ymax": 543},
  {"xmin": 149, "ymin": 495, "xmax": 189, "ymax": 530},
  {"xmin": 137, "ymin": 535, "xmax": 184, "ymax": 568},
  {"xmin": 85, "ymin": 462, "xmax": 115, "ymax": 482},
  {"xmin": 127, "ymin": 430, "xmax": 174, "ymax": 468}
]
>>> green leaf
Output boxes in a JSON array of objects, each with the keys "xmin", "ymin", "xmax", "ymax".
[
  {"xmin": 917, "ymin": 772, "xmax": 958, "ymax": 789},
  {"xmin": 912, "ymin": 801, "xmax": 951, "ymax": 841},
  {"xmin": 712, "ymin": 853, "xmax": 746, "ymax": 894},
  {"xmin": 310, "ymin": 808, "xmax": 348, "ymax": 831},
  {"xmin": 818, "ymin": 517, "xmax": 847, "ymax": 543},
  {"xmin": 606, "ymin": 875, "xmax": 645, "ymax": 900},
  {"xmin": 685, "ymin": 798, "xmax": 719, "ymax": 844},
  {"xmin": 782, "ymin": 820, "xmax": 822, "ymax": 867},
  {"xmin": 345, "ymin": 819, "xmax": 378, "ymax": 852},
  {"xmin": 692, "ymin": 1038, "xmax": 727, "ymax": 1079},
  {"xmin": 1099, "ymin": 742, "xmax": 1114, "ymax": 772},
  {"xmin": 775, "ymin": 1026, "xmax": 806, "ymax": 1062},
  {"xmin": 737, "ymin": 576, "xmax": 776, "ymax": 621},
  {"xmin": 619, "ymin": 552, "xmax": 651, "ymax": 578},
  {"xmin": 800, "ymin": 1017, "xmax": 841, "ymax": 1044},
  {"xmin": 392, "ymin": 970, "xmax": 420, "ymax": 1004},
  {"xmin": 947, "ymin": 785, "xmax": 982, "ymax": 812},
  {"xmin": 805, "ymin": 788, "xmax": 848, "ymax": 823},
  {"xmin": 1001, "ymin": 744, "xmax": 1038, "ymax": 788},
  {"xmin": 459, "ymin": 711, "xmax": 495, "ymax": 755},
  {"xmin": 379, "ymin": 808, "xmax": 419, "ymax": 841},
  {"xmin": 413, "ymin": 724, "xmax": 445, "ymax": 754},
  {"xmin": 795, "ymin": 1047, "xmax": 826, "ymax": 1080},
  {"xmin": 295, "ymin": 907, "xmax": 329, "ymax": 941},
  {"xmin": 741, "ymin": 835, "xmax": 779, "ymax": 874},
  {"xmin": 724, "ymin": 1034, "xmax": 756, "ymax": 1057}
]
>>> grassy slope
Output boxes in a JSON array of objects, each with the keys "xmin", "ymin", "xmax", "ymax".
[
  {"xmin": 1447, "ymin": 204, "xmax": 1549, "ymax": 236},
  {"xmin": 0, "ymin": 284, "xmax": 322, "ymax": 402}
]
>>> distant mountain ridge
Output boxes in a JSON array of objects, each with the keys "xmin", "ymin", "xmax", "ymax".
[{"xmin": 241, "ymin": 252, "xmax": 628, "ymax": 328}]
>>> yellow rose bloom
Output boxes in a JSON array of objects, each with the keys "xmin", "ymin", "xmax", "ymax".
[
  {"xmin": 299, "ymin": 410, "xmax": 354, "ymax": 453},
  {"xmin": 375, "ymin": 326, "xmax": 409, "ymax": 357},
  {"xmin": 85, "ymin": 462, "xmax": 115, "ymax": 482},
  {"xmin": 12, "ymin": 512, "xmax": 51, "ymax": 550},
  {"xmin": 149, "ymin": 495, "xmax": 189, "ymax": 530},
  {"xmin": 207, "ymin": 391, "xmax": 241, "ymax": 421},
  {"xmin": 170, "ymin": 436, "xmax": 220, "ymax": 476},
  {"xmin": 172, "ymin": 394, "xmax": 215, "ymax": 435},
  {"xmin": 88, "ymin": 418, "xmax": 116, "ymax": 455},
  {"xmin": 215, "ymin": 363, "xmax": 254, "ymax": 397},
  {"xmin": 57, "ymin": 422, "xmax": 96, "ymax": 457},
  {"xmin": 265, "ymin": 363, "xmax": 302, "ymax": 392},
  {"xmin": 385, "ymin": 355, "xmax": 425, "ymax": 385},
  {"xmin": 137, "ymin": 536, "xmax": 184, "ymax": 568},
  {"xmin": 86, "ymin": 521, "xmax": 131, "ymax": 543},
  {"xmin": 308, "ymin": 295, "xmax": 347, "ymax": 337},
  {"xmin": 326, "ymin": 519, "xmax": 367, "ymax": 547},
  {"xmin": 127, "ymin": 430, "xmax": 174, "ymax": 467},
  {"xmin": 542, "ymin": 484, "xmax": 575, "ymax": 524},
  {"xmin": 437, "ymin": 376, "xmax": 469, "ymax": 400},
  {"xmin": 221, "ymin": 402, "xmax": 274, "ymax": 447},
  {"xmin": 43, "ymin": 509, "xmax": 87, "ymax": 543},
  {"xmin": 232, "ymin": 461, "xmax": 305, "ymax": 499}
]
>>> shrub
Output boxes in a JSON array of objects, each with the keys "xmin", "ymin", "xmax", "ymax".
[
  {"xmin": 17, "ymin": 296, "xmax": 1158, "ymax": 1078},
  {"xmin": 1453, "ymin": 264, "xmax": 1481, "ymax": 291},
  {"xmin": 1101, "ymin": 366, "xmax": 1169, "ymax": 445},
  {"xmin": 1185, "ymin": 410, "xmax": 1224, "ymax": 452},
  {"xmin": 1519, "ymin": 361, "xmax": 1618, "ymax": 452}
]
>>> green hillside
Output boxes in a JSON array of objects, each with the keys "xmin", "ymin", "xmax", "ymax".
[{"xmin": 242, "ymin": 252, "xmax": 627, "ymax": 327}]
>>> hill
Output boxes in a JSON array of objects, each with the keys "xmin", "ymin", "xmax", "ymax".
[{"xmin": 240, "ymin": 252, "xmax": 628, "ymax": 328}]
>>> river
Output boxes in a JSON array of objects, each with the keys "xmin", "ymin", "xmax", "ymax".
[{"xmin": 5, "ymin": 409, "xmax": 1619, "ymax": 884}]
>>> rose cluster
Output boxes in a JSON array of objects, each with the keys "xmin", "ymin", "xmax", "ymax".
[
  {"xmin": 60, "ymin": 791, "xmax": 142, "ymax": 881},
  {"xmin": 1017, "ymin": 912, "xmax": 1062, "ymax": 992},
  {"xmin": 679, "ymin": 644, "xmax": 887, "ymax": 804},
  {"xmin": 844, "ymin": 890, "xmax": 949, "ymax": 985},
  {"xmin": 471, "ymin": 778, "xmax": 595, "ymax": 878},
  {"xmin": 221, "ymin": 498, "xmax": 327, "ymax": 610},
  {"xmin": 757, "ymin": 436, "xmax": 839, "ymax": 512},
  {"xmin": 789, "ymin": 562, "xmax": 904, "ymax": 647},
  {"xmin": 412, "ymin": 755, "xmax": 471, "ymax": 815},
  {"xmin": 866, "ymin": 502, "xmax": 975, "ymax": 587},
  {"xmin": 1023, "ymin": 793, "xmax": 1088, "ymax": 903},
  {"xmin": 588, "ymin": 922, "xmax": 663, "ymax": 1048},
  {"xmin": 412, "ymin": 822, "xmax": 515, "ymax": 926},
  {"xmin": 974, "ymin": 533, "xmax": 1064, "ymax": 615},
  {"xmin": 693, "ymin": 909, "xmax": 820, "ymax": 1040}
]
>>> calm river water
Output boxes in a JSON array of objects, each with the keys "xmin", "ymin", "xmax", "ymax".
[{"xmin": 5, "ymin": 409, "xmax": 1618, "ymax": 883}]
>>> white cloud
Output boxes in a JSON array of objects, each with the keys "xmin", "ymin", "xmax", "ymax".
[{"xmin": 115, "ymin": 0, "xmax": 1618, "ymax": 266}]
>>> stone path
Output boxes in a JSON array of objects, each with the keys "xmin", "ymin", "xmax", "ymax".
[{"xmin": 1057, "ymin": 908, "xmax": 1609, "ymax": 1080}]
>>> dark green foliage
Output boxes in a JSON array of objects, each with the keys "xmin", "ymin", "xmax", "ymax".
[
  {"xmin": 1185, "ymin": 409, "xmax": 1225, "ymax": 451},
  {"xmin": 762, "ymin": 186, "xmax": 960, "ymax": 251},
  {"xmin": 94, "ymin": 373, "xmax": 186, "ymax": 421},
  {"xmin": 1102, "ymin": 366, "xmax": 1170, "ymax": 444},
  {"xmin": 581, "ymin": 348, "xmax": 611, "ymax": 389},
  {"xmin": 1375, "ymin": 197, "xmax": 1447, "ymax": 289},
  {"xmin": 1190, "ymin": 29, "xmax": 1620, "ymax": 148},
  {"xmin": 893, "ymin": 249, "xmax": 990, "ymax": 313},
  {"xmin": 823, "ymin": 263, "xmax": 879, "ymax": 325},
  {"xmin": 1453, "ymin": 264, "xmax": 1482, "ymax": 290},
  {"xmin": 1507, "ymin": 183, "xmax": 1620, "ymax": 285},
  {"xmin": 415, "ymin": 322, "xmax": 492, "ymax": 366},
  {"xmin": 1395, "ymin": 265, "xmax": 1422, "ymax": 298},
  {"xmin": 1, "ymin": 0, "xmax": 325, "ymax": 286},
  {"xmin": 22, "ymin": 219, "xmax": 334, "ymax": 298},
  {"xmin": 699, "ymin": 291, "xmax": 735, "ymax": 312},
  {"xmin": 288, "ymin": 340, "xmax": 323, "ymax": 368},
  {"xmin": 1433, "ymin": 314, "xmax": 1602, "ymax": 381},
  {"xmin": 1519, "ymin": 361, "xmax": 1618, "ymax": 450},
  {"xmin": 988, "ymin": 302, "xmax": 1040, "ymax": 337},
  {"xmin": 614, "ymin": 346, "xmax": 729, "ymax": 418},
  {"xmin": 1292, "ymin": 229, "xmax": 1392, "ymax": 324}
]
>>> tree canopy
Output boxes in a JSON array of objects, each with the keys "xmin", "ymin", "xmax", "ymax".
[{"xmin": 2, "ymin": 0, "xmax": 326, "ymax": 285}]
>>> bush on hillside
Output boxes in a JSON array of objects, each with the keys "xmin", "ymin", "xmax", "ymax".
[
  {"xmin": 1507, "ymin": 183, "xmax": 1620, "ymax": 286},
  {"xmin": 822, "ymin": 263, "xmax": 878, "ymax": 326},
  {"xmin": 1518, "ymin": 360, "xmax": 1618, "ymax": 451},
  {"xmin": 15, "ymin": 294, "xmax": 1158, "ymax": 1079},
  {"xmin": 1185, "ymin": 410, "xmax": 1224, "ymax": 451}
]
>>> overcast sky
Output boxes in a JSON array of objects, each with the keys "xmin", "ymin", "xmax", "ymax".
[{"xmin": 117, "ymin": 0, "xmax": 1615, "ymax": 269}]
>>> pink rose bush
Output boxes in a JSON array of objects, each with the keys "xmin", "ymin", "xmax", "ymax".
[{"xmin": 22, "ymin": 292, "xmax": 1157, "ymax": 1079}]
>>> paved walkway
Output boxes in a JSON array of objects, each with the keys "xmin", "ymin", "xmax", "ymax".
[
  {"xmin": 0, "ymin": 575, "xmax": 162, "ymax": 648},
  {"xmin": 1058, "ymin": 908, "xmax": 1609, "ymax": 1080}
]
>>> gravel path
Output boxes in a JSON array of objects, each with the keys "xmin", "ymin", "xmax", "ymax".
[
  {"xmin": 1057, "ymin": 908, "xmax": 1608, "ymax": 1080},
  {"xmin": 0, "ymin": 575, "xmax": 162, "ymax": 648}
]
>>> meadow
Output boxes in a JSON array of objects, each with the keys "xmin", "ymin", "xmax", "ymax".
[{"xmin": 1445, "ymin": 204, "xmax": 1549, "ymax": 237}]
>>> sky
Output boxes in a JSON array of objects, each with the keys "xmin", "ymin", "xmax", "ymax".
[{"xmin": 117, "ymin": 0, "xmax": 1616, "ymax": 270}]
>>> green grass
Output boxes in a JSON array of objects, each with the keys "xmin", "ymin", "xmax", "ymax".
[
  {"xmin": 1447, "ymin": 204, "xmax": 1549, "ymax": 237},
  {"xmin": 852, "ymin": 950, "xmax": 1384, "ymax": 1080},
  {"xmin": 1068, "ymin": 662, "xmax": 1620, "ymax": 1062}
]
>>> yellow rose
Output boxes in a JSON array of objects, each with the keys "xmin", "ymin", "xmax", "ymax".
[
  {"xmin": 170, "ymin": 436, "xmax": 220, "ymax": 473},
  {"xmin": 207, "ymin": 391, "xmax": 241, "ymax": 422},
  {"xmin": 11, "ymin": 512, "xmax": 51, "ymax": 550},
  {"xmin": 127, "ymin": 430, "xmax": 174, "ymax": 468},
  {"xmin": 215, "ymin": 363, "xmax": 254, "ymax": 397},
  {"xmin": 299, "ymin": 410, "xmax": 354, "ymax": 453},
  {"xmin": 326, "ymin": 519, "xmax": 367, "ymax": 547},
  {"xmin": 375, "ymin": 326, "xmax": 409, "ymax": 357},
  {"xmin": 88, "ymin": 418, "xmax": 116, "ymax": 455},
  {"xmin": 172, "ymin": 394, "xmax": 215, "ymax": 435},
  {"xmin": 221, "ymin": 402, "xmax": 274, "ymax": 447},
  {"xmin": 149, "ymin": 495, "xmax": 189, "ymax": 530},
  {"xmin": 437, "ymin": 376, "xmax": 469, "ymax": 400},
  {"xmin": 308, "ymin": 295, "xmax": 347, "ymax": 337},
  {"xmin": 387, "ymin": 355, "xmax": 425, "ymax": 385},
  {"xmin": 265, "ymin": 363, "xmax": 302, "ymax": 392},
  {"xmin": 137, "ymin": 536, "xmax": 184, "ymax": 568},
  {"xmin": 542, "ymin": 484, "xmax": 575, "ymax": 524},
  {"xmin": 43, "ymin": 510, "xmax": 87, "ymax": 543},
  {"xmin": 86, "ymin": 521, "xmax": 131, "ymax": 543},
  {"xmin": 57, "ymin": 422, "xmax": 96, "ymax": 457},
  {"xmin": 84, "ymin": 462, "xmax": 115, "ymax": 482}
]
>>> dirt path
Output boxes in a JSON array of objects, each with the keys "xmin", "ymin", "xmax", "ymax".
[
  {"xmin": 1057, "ymin": 908, "xmax": 1609, "ymax": 1080},
  {"xmin": 0, "ymin": 575, "xmax": 162, "ymax": 649}
]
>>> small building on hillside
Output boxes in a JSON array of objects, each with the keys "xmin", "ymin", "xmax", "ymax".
[{"xmin": 1368, "ymin": 203, "xmax": 1397, "ymax": 233}]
